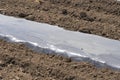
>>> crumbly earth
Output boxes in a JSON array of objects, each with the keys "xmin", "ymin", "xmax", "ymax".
[
  {"xmin": 0, "ymin": 0, "xmax": 120, "ymax": 80},
  {"xmin": 0, "ymin": 0, "xmax": 120, "ymax": 40},
  {"xmin": 0, "ymin": 39, "xmax": 120, "ymax": 80}
]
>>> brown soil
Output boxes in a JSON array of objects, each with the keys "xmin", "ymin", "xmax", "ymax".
[
  {"xmin": 0, "ymin": 0, "xmax": 120, "ymax": 80},
  {"xmin": 0, "ymin": 39, "xmax": 120, "ymax": 80},
  {"xmin": 0, "ymin": 0, "xmax": 120, "ymax": 40}
]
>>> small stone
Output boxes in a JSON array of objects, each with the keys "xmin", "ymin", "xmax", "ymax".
[
  {"xmin": 80, "ymin": 12, "xmax": 87, "ymax": 18},
  {"xmin": 62, "ymin": 9, "xmax": 68, "ymax": 15},
  {"xmin": 18, "ymin": 13, "xmax": 28, "ymax": 18}
]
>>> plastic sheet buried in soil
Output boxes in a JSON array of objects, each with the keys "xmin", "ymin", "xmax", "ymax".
[{"xmin": 0, "ymin": 14, "xmax": 120, "ymax": 69}]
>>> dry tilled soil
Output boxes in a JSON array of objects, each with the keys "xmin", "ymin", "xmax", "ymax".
[
  {"xmin": 0, "ymin": 0, "xmax": 120, "ymax": 80},
  {"xmin": 0, "ymin": 40, "xmax": 120, "ymax": 80},
  {"xmin": 0, "ymin": 0, "xmax": 120, "ymax": 40}
]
